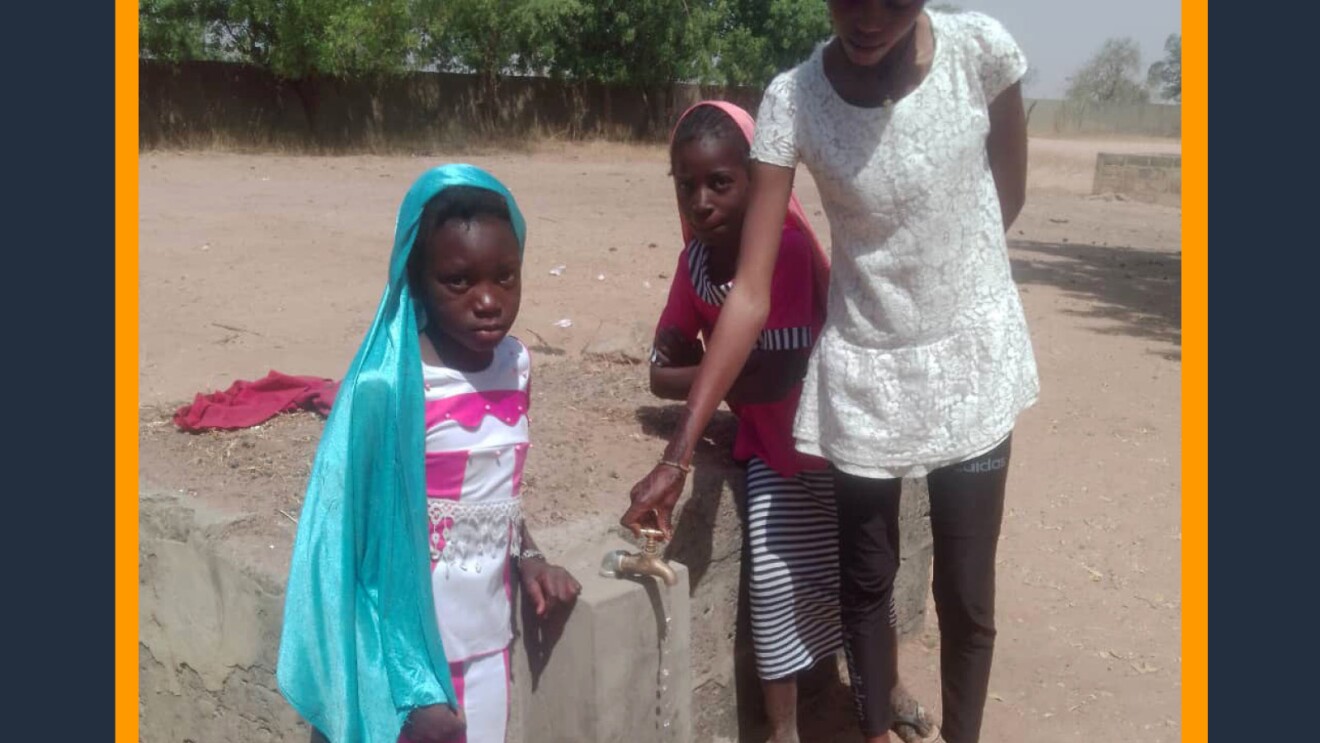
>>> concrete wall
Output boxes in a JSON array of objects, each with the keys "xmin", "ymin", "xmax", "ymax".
[
  {"xmin": 139, "ymin": 488, "xmax": 305, "ymax": 743},
  {"xmin": 1025, "ymin": 98, "xmax": 1181, "ymax": 139},
  {"xmin": 139, "ymin": 61, "xmax": 762, "ymax": 150},
  {"xmin": 1092, "ymin": 152, "xmax": 1182, "ymax": 206},
  {"xmin": 140, "ymin": 488, "xmax": 697, "ymax": 743},
  {"xmin": 139, "ymin": 61, "xmax": 1180, "ymax": 150},
  {"xmin": 139, "ymin": 467, "xmax": 933, "ymax": 742}
]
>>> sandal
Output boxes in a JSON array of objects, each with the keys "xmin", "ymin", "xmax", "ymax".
[
  {"xmin": 892, "ymin": 706, "xmax": 940, "ymax": 743},
  {"xmin": 890, "ymin": 687, "xmax": 941, "ymax": 743}
]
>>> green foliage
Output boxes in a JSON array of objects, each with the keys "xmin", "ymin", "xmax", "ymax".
[
  {"xmin": 140, "ymin": 0, "xmax": 229, "ymax": 61},
  {"xmin": 142, "ymin": 0, "xmax": 417, "ymax": 78},
  {"xmin": 140, "ymin": 0, "xmax": 832, "ymax": 88},
  {"xmin": 711, "ymin": 0, "xmax": 831, "ymax": 87}
]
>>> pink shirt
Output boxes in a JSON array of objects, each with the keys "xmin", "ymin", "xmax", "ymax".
[
  {"xmin": 653, "ymin": 224, "xmax": 828, "ymax": 477},
  {"xmin": 422, "ymin": 336, "xmax": 530, "ymax": 662}
]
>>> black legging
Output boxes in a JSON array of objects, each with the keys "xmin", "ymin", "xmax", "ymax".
[{"xmin": 834, "ymin": 435, "xmax": 1012, "ymax": 743}]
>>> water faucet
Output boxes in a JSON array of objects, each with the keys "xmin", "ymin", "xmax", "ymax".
[{"xmin": 600, "ymin": 527, "xmax": 678, "ymax": 587}]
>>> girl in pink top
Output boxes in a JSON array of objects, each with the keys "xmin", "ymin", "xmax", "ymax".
[
  {"xmin": 648, "ymin": 101, "xmax": 837, "ymax": 742},
  {"xmin": 644, "ymin": 102, "xmax": 937, "ymax": 743}
]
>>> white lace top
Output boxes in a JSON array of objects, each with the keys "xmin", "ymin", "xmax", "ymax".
[{"xmin": 749, "ymin": 10, "xmax": 1039, "ymax": 478}]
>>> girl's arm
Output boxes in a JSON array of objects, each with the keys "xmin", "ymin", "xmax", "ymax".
[
  {"xmin": 649, "ymin": 325, "xmax": 705, "ymax": 400},
  {"xmin": 621, "ymin": 162, "xmax": 796, "ymax": 537},
  {"xmin": 652, "ymin": 348, "xmax": 808, "ymax": 405},
  {"xmin": 517, "ymin": 523, "xmax": 581, "ymax": 617},
  {"xmin": 987, "ymin": 81, "xmax": 1028, "ymax": 230},
  {"xmin": 650, "ymin": 365, "xmax": 701, "ymax": 400},
  {"xmin": 724, "ymin": 349, "xmax": 809, "ymax": 407}
]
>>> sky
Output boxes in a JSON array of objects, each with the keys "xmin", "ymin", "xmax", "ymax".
[{"xmin": 958, "ymin": 0, "xmax": 1182, "ymax": 99}]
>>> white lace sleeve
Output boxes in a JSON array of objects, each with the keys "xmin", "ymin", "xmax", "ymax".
[
  {"xmin": 750, "ymin": 72, "xmax": 800, "ymax": 169},
  {"xmin": 962, "ymin": 12, "xmax": 1029, "ymax": 102}
]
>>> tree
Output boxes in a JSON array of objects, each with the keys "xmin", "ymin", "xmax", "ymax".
[
  {"xmin": 1146, "ymin": 33, "xmax": 1181, "ymax": 102},
  {"xmin": 536, "ymin": 0, "xmax": 716, "ymax": 87},
  {"xmin": 134, "ymin": 0, "xmax": 842, "ymax": 101},
  {"xmin": 531, "ymin": 0, "xmax": 723, "ymax": 134},
  {"xmin": 140, "ymin": 0, "xmax": 418, "ymax": 78},
  {"xmin": 1065, "ymin": 37, "xmax": 1149, "ymax": 105},
  {"xmin": 414, "ymin": 0, "xmax": 546, "ymax": 126},
  {"xmin": 226, "ymin": 0, "xmax": 418, "ymax": 79},
  {"xmin": 140, "ymin": 0, "xmax": 208, "ymax": 61},
  {"xmin": 711, "ymin": 0, "xmax": 831, "ymax": 88}
]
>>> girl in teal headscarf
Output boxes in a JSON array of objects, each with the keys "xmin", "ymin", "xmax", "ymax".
[{"xmin": 277, "ymin": 165, "xmax": 581, "ymax": 743}]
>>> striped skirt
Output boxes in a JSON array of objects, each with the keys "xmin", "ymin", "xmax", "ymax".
[{"xmin": 746, "ymin": 457, "xmax": 843, "ymax": 680}]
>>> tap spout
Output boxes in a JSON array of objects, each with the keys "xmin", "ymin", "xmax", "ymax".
[{"xmin": 600, "ymin": 528, "xmax": 679, "ymax": 587}]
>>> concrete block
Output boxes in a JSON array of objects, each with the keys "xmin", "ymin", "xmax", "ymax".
[
  {"xmin": 1093, "ymin": 152, "xmax": 1183, "ymax": 206},
  {"xmin": 140, "ymin": 463, "xmax": 931, "ymax": 743},
  {"xmin": 510, "ymin": 526, "xmax": 693, "ymax": 743},
  {"xmin": 139, "ymin": 488, "xmax": 306, "ymax": 743},
  {"xmin": 141, "ymin": 488, "xmax": 696, "ymax": 743}
]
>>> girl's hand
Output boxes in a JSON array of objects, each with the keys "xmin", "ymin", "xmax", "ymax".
[
  {"xmin": 404, "ymin": 704, "xmax": 466, "ymax": 743},
  {"xmin": 520, "ymin": 559, "xmax": 582, "ymax": 618},
  {"xmin": 652, "ymin": 327, "xmax": 704, "ymax": 368},
  {"xmin": 621, "ymin": 464, "xmax": 686, "ymax": 540}
]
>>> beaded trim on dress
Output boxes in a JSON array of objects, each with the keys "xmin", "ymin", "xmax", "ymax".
[{"xmin": 427, "ymin": 498, "xmax": 524, "ymax": 572}]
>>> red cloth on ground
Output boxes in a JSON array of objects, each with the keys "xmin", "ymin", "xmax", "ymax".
[{"xmin": 172, "ymin": 371, "xmax": 340, "ymax": 433}]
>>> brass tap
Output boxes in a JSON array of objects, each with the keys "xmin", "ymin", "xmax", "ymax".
[{"xmin": 600, "ymin": 527, "xmax": 678, "ymax": 587}]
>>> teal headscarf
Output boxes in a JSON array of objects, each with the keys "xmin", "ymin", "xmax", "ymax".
[{"xmin": 277, "ymin": 164, "xmax": 527, "ymax": 742}]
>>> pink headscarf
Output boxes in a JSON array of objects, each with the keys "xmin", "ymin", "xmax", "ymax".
[{"xmin": 669, "ymin": 100, "xmax": 831, "ymax": 320}]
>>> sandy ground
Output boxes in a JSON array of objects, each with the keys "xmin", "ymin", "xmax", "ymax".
[{"xmin": 139, "ymin": 134, "xmax": 1182, "ymax": 742}]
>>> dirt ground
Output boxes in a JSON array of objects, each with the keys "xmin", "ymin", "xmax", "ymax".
[{"xmin": 139, "ymin": 134, "xmax": 1182, "ymax": 742}]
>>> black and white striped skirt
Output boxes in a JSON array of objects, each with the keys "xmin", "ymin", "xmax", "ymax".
[{"xmin": 746, "ymin": 457, "xmax": 843, "ymax": 680}]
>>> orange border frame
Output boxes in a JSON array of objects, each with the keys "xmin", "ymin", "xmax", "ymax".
[
  {"xmin": 1180, "ymin": 2, "xmax": 1208, "ymax": 741},
  {"xmin": 114, "ymin": 3, "xmax": 1209, "ymax": 740},
  {"xmin": 116, "ymin": 1, "xmax": 139, "ymax": 741}
]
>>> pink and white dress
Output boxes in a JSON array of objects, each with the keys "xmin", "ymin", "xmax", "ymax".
[{"xmin": 401, "ymin": 336, "xmax": 531, "ymax": 743}]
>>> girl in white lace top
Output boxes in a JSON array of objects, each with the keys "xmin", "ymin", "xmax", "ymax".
[{"xmin": 623, "ymin": 4, "xmax": 1036, "ymax": 742}]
